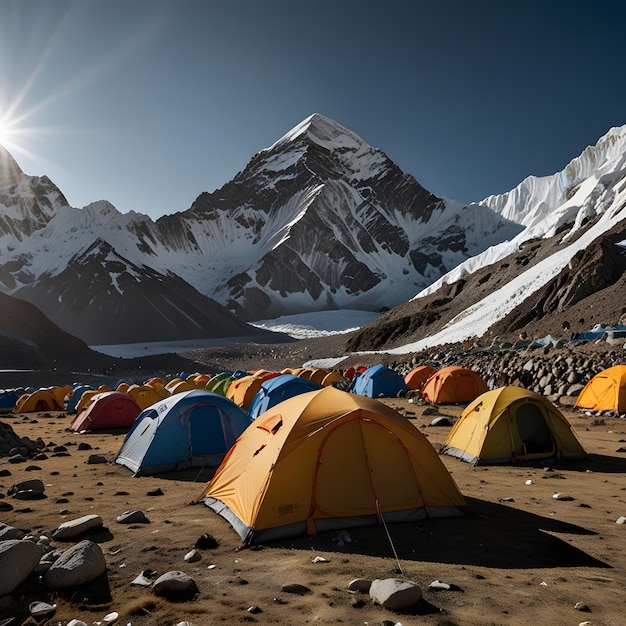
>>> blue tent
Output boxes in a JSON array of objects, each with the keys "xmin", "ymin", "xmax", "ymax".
[
  {"xmin": 66, "ymin": 385, "xmax": 94, "ymax": 413},
  {"xmin": 0, "ymin": 390, "xmax": 18, "ymax": 410},
  {"xmin": 351, "ymin": 364, "xmax": 408, "ymax": 398},
  {"xmin": 115, "ymin": 389, "xmax": 252, "ymax": 476},
  {"xmin": 248, "ymin": 374, "xmax": 322, "ymax": 420}
]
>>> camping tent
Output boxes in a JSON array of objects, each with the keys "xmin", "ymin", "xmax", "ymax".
[
  {"xmin": 201, "ymin": 386, "xmax": 468, "ymax": 545},
  {"xmin": 226, "ymin": 374, "xmax": 264, "ymax": 410},
  {"xmin": 440, "ymin": 386, "xmax": 587, "ymax": 465},
  {"xmin": 574, "ymin": 364, "xmax": 626, "ymax": 412},
  {"xmin": 351, "ymin": 364, "xmax": 408, "ymax": 398},
  {"xmin": 115, "ymin": 389, "xmax": 252, "ymax": 476},
  {"xmin": 66, "ymin": 385, "xmax": 93, "ymax": 413},
  {"xmin": 70, "ymin": 391, "xmax": 141, "ymax": 432},
  {"xmin": 247, "ymin": 374, "xmax": 322, "ymax": 420},
  {"xmin": 421, "ymin": 365, "xmax": 487, "ymax": 404},
  {"xmin": 404, "ymin": 365, "xmax": 437, "ymax": 391},
  {"xmin": 126, "ymin": 384, "xmax": 169, "ymax": 410},
  {"xmin": 13, "ymin": 389, "xmax": 64, "ymax": 413}
]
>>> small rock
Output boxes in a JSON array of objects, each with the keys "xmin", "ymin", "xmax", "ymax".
[
  {"xmin": 52, "ymin": 514, "xmax": 103, "ymax": 540},
  {"xmin": 574, "ymin": 601, "xmax": 591, "ymax": 611},
  {"xmin": 616, "ymin": 516, "xmax": 626, "ymax": 524},
  {"xmin": 370, "ymin": 578, "xmax": 422, "ymax": 610},
  {"xmin": 147, "ymin": 487, "xmax": 164, "ymax": 496},
  {"xmin": 195, "ymin": 533, "xmax": 219, "ymax": 549},
  {"xmin": 152, "ymin": 571, "xmax": 198, "ymax": 599},
  {"xmin": 86, "ymin": 454, "xmax": 107, "ymax": 464},
  {"xmin": 281, "ymin": 583, "xmax": 311, "ymax": 595},
  {"xmin": 29, "ymin": 601, "xmax": 56, "ymax": 618},
  {"xmin": 117, "ymin": 510, "xmax": 150, "ymax": 524},
  {"xmin": 553, "ymin": 493, "xmax": 575, "ymax": 501},
  {"xmin": 347, "ymin": 578, "xmax": 372, "ymax": 593},
  {"xmin": 184, "ymin": 549, "xmax": 201, "ymax": 563}
]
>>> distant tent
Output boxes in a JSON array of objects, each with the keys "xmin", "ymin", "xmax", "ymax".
[
  {"xmin": 441, "ymin": 386, "xmax": 587, "ymax": 465},
  {"xmin": 404, "ymin": 366, "xmax": 437, "ymax": 391},
  {"xmin": 247, "ymin": 374, "xmax": 323, "ymax": 420},
  {"xmin": 70, "ymin": 391, "xmax": 141, "ymax": 432},
  {"xmin": 66, "ymin": 385, "xmax": 94, "ymax": 413},
  {"xmin": 421, "ymin": 365, "xmax": 487, "ymax": 404},
  {"xmin": 127, "ymin": 384, "xmax": 169, "ymax": 410},
  {"xmin": 205, "ymin": 372, "xmax": 235, "ymax": 396},
  {"xmin": 529, "ymin": 334, "xmax": 567, "ymax": 349},
  {"xmin": 0, "ymin": 390, "xmax": 19, "ymax": 410},
  {"xmin": 226, "ymin": 375, "xmax": 264, "ymax": 410},
  {"xmin": 574, "ymin": 365, "xmax": 626, "ymax": 412},
  {"xmin": 115, "ymin": 390, "xmax": 252, "ymax": 476},
  {"xmin": 49, "ymin": 385, "xmax": 72, "ymax": 407},
  {"xmin": 352, "ymin": 364, "xmax": 408, "ymax": 398},
  {"xmin": 201, "ymin": 387, "xmax": 468, "ymax": 546},
  {"xmin": 13, "ymin": 389, "xmax": 64, "ymax": 413}
]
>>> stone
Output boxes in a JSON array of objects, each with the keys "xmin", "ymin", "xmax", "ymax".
[
  {"xmin": 281, "ymin": 583, "xmax": 311, "ymax": 595},
  {"xmin": 52, "ymin": 514, "xmax": 103, "ymax": 540},
  {"xmin": 347, "ymin": 578, "xmax": 372, "ymax": 593},
  {"xmin": 184, "ymin": 549, "xmax": 201, "ymax": 563},
  {"xmin": 0, "ymin": 522, "xmax": 25, "ymax": 541},
  {"xmin": 370, "ymin": 578, "xmax": 422, "ymax": 610},
  {"xmin": 195, "ymin": 533, "xmax": 219, "ymax": 549},
  {"xmin": 116, "ymin": 510, "xmax": 150, "ymax": 524},
  {"xmin": 86, "ymin": 454, "xmax": 107, "ymax": 464},
  {"xmin": 45, "ymin": 540, "xmax": 107, "ymax": 588},
  {"xmin": 152, "ymin": 571, "xmax": 198, "ymax": 599},
  {"xmin": 7, "ymin": 478, "xmax": 46, "ymax": 499},
  {"xmin": 0, "ymin": 539, "xmax": 43, "ymax": 596}
]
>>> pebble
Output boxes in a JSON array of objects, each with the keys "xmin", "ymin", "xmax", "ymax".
[{"xmin": 116, "ymin": 510, "xmax": 150, "ymax": 524}]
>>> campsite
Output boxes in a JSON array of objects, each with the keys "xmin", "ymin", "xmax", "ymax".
[{"xmin": 2, "ymin": 342, "xmax": 626, "ymax": 626}]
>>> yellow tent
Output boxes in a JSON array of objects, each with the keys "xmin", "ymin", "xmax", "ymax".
[
  {"xmin": 200, "ymin": 386, "xmax": 468, "ymax": 546},
  {"xmin": 127, "ymin": 384, "xmax": 169, "ymax": 410},
  {"xmin": 13, "ymin": 389, "xmax": 64, "ymax": 413},
  {"xmin": 574, "ymin": 365, "xmax": 626, "ymax": 412},
  {"xmin": 441, "ymin": 386, "xmax": 587, "ymax": 465}
]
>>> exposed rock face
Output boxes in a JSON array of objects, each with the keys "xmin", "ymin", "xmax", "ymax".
[{"xmin": 0, "ymin": 114, "xmax": 519, "ymax": 340}]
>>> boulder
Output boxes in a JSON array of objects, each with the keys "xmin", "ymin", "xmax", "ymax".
[
  {"xmin": 45, "ymin": 540, "xmax": 106, "ymax": 588},
  {"xmin": 0, "ymin": 539, "xmax": 43, "ymax": 596},
  {"xmin": 52, "ymin": 514, "xmax": 103, "ymax": 540},
  {"xmin": 370, "ymin": 578, "xmax": 422, "ymax": 610}
]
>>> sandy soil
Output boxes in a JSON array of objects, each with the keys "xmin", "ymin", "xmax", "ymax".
[{"xmin": 2, "ymin": 396, "xmax": 626, "ymax": 626}]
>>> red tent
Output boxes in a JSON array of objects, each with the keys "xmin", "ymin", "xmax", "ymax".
[{"xmin": 70, "ymin": 391, "xmax": 141, "ymax": 431}]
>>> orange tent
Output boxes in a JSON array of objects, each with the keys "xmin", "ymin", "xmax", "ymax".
[
  {"xmin": 226, "ymin": 375, "xmax": 264, "ymax": 410},
  {"xmin": 574, "ymin": 365, "xmax": 626, "ymax": 412},
  {"xmin": 421, "ymin": 366, "xmax": 488, "ymax": 404},
  {"xmin": 200, "ymin": 387, "xmax": 468, "ymax": 546},
  {"xmin": 404, "ymin": 366, "xmax": 436, "ymax": 391}
]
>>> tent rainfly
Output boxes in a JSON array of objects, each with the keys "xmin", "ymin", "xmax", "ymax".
[
  {"xmin": 421, "ymin": 365, "xmax": 488, "ymax": 404},
  {"xmin": 200, "ymin": 386, "xmax": 468, "ymax": 546}
]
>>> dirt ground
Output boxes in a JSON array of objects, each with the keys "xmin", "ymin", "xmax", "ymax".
[{"xmin": 1, "ymin": 397, "xmax": 626, "ymax": 626}]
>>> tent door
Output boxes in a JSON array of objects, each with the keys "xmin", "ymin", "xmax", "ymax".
[{"xmin": 514, "ymin": 403, "xmax": 555, "ymax": 456}]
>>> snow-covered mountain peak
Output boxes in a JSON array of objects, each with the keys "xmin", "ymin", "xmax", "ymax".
[{"xmin": 0, "ymin": 143, "xmax": 25, "ymax": 187}]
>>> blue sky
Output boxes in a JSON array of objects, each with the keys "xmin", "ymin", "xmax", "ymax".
[{"xmin": 1, "ymin": 0, "xmax": 625, "ymax": 220}]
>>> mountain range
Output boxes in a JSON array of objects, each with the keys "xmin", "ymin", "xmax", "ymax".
[{"xmin": 1, "ymin": 113, "xmax": 625, "ymax": 355}]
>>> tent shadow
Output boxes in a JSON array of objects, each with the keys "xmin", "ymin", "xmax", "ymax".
[
  {"xmin": 563, "ymin": 452, "xmax": 626, "ymax": 473},
  {"xmin": 153, "ymin": 466, "xmax": 218, "ymax": 483},
  {"xmin": 269, "ymin": 496, "xmax": 609, "ymax": 570}
]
